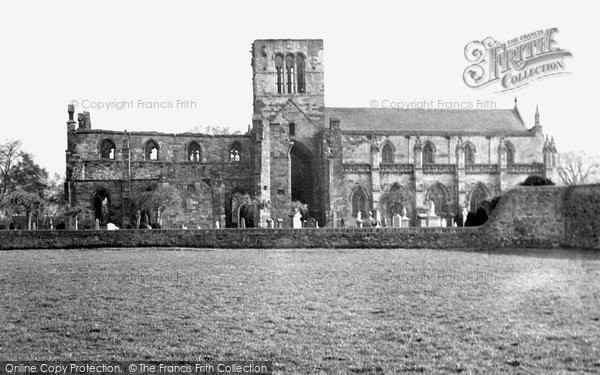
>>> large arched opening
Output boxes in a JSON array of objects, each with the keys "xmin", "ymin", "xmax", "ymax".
[
  {"xmin": 380, "ymin": 183, "xmax": 413, "ymax": 225},
  {"xmin": 91, "ymin": 188, "xmax": 111, "ymax": 225},
  {"xmin": 469, "ymin": 183, "xmax": 491, "ymax": 212},
  {"xmin": 290, "ymin": 141, "xmax": 315, "ymax": 217}
]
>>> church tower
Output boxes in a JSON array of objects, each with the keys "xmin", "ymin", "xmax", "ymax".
[{"xmin": 250, "ymin": 39, "xmax": 327, "ymax": 225}]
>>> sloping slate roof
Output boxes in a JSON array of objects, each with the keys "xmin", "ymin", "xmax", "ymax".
[{"xmin": 326, "ymin": 107, "xmax": 527, "ymax": 133}]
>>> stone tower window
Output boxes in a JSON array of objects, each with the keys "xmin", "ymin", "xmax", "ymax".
[
  {"xmin": 382, "ymin": 142, "xmax": 395, "ymax": 163},
  {"xmin": 296, "ymin": 53, "xmax": 306, "ymax": 93},
  {"xmin": 505, "ymin": 141, "xmax": 516, "ymax": 164},
  {"xmin": 285, "ymin": 54, "xmax": 295, "ymax": 94},
  {"xmin": 144, "ymin": 140, "xmax": 159, "ymax": 161},
  {"xmin": 464, "ymin": 142, "xmax": 476, "ymax": 164},
  {"xmin": 275, "ymin": 52, "xmax": 307, "ymax": 95},
  {"xmin": 275, "ymin": 54, "xmax": 284, "ymax": 94},
  {"xmin": 351, "ymin": 188, "xmax": 369, "ymax": 217},
  {"xmin": 187, "ymin": 141, "xmax": 202, "ymax": 162},
  {"xmin": 230, "ymin": 142, "xmax": 241, "ymax": 162},
  {"xmin": 99, "ymin": 139, "xmax": 116, "ymax": 160},
  {"xmin": 423, "ymin": 142, "xmax": 435, "ymax": 164},
  {"xmin": 289, "ymin": 122, "xmax": 296, "ymax": 137}
]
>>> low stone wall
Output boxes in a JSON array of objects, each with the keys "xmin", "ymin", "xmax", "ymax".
[
  {"xmin": 0, "ymin": 184, "xmax": 598, "ymax": 250},
  {"xmin": 0, "ymin": 226, "xmax": 484, "ymax": 250}
]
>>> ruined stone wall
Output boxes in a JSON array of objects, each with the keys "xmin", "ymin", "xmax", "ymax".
[{"xmin": 66, "ymin": 129, "xmax": 254, "ymax": 229}]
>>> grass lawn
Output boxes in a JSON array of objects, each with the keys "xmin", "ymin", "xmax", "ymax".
[{"xmin": 1, "ymin": 248, "xmax": 600, "ymax": 374}]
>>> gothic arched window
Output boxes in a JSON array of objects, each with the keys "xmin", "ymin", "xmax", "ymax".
[
  {"xmin": 296, "ymin": 53, "xmax": 306, "ymax": 94},
  {"xmin": 426, "ymin": 182, "xmax": 450, "ymax": 215},
  {"xmin": 423, "ymin": 142, "xmax": 435, "ymax": 164},
  {"xmin": 230, "ymin": 142, "xmax": 241, "ymax": 162},
  {"xmin": 505, "ymin": 141, "xmax": 516, "ymax": 165},
  {"xmin": 187, "ymin": 141, "xmax": 202, "ymax": 162},
  {"xmin": 285, "ymin": 54, "xmax": 295, "ymax": 94},
  {"xmin": 351, "ymin": 188, "xmax": 369, "ymax": 217},
  {"xmin": 469, "ymin": 183, "xmax": 491, "ymax": 212},
  {"xmin": 275, "ymin": 53, "xmax": 284, "ymax": 94},
  {"xmin": 99, "ymin": 139, "xmax": 116, "ymax": 160},
  {"xmin": 144, "ymin": 140, "xmax": 159, "ymax": 161},
  {"xmin": 382, "ymin": 142, "xmax": 395, "ymax": 163},
  {"xmin": 464, "ymin": 142, "xmax": 476, "ymax": 164}
]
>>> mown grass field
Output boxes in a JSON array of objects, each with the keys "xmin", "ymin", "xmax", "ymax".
[{"xmin": 1, "ymin": 248, "xmax": 600, "ymax": 374}]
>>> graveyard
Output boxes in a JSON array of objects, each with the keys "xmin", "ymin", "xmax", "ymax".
[{"xmin": 1, "ymin": 184, "xmax": 599, "ymax": 373}]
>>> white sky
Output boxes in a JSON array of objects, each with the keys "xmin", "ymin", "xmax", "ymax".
[{"xmin": 0, "ymin": 0, "xmax": 596, "ymax": 177}]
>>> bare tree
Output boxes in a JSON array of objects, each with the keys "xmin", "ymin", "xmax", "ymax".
[
  {"xmin": 557, "ymin": 151, "xmax": 600, "ymax": 185},
  {"xmin": 137, "ymin": 185, "xmax": 181, "ymax": 227},
  {"xmin": 187, "ymin": 125, "xmax": 242, "ymax": 135},
  {"xmin": 0, "ymin": 139, "xmax": 23, "ymax": 202}
]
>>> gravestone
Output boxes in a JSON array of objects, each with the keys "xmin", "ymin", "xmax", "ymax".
[
  {"xmin": 305, "ymin": 217, "xmax": 318, "ymax": 228},
  {"xmin": 214, "ymin": 221, "xmax": 220, "ymax": 229},
  {"xmin": 356, "ymin": 211, "xmax": 363, "ymax": 228},
  {"xmin": 107, "ymin": 223, "xmax": 119, "ymax": 230},
  {"xmin": 462, "ymin": 207, "xmax": 469, "ymax": 226},
  {"xmin": 292, "ymin": 211, "xmax": 302, "ymax": 229},
  {"xmin": 400, "ymin": 207, "xmax": 410, "ymax": 227},
  {"xmin": 266, "ymin": 218, "xmax": 274, "ymax": 228},
  {"xmin": 419, "ymin": 200, "xmax": 442, "ymax": 227},
  {"xmin": 95, "ymin": 218, "xmax": 100, "ymax": 230},
  {"xmin": 277, "ymin": 218, "xmax": 284, "ymax": 228},
  {"xmin": 392, "ymin": 214, "xmax": 401, "ymax": 228},
  {"xmin": 240, "ymin": 218, "xmax": 246, "ymax": 229}
]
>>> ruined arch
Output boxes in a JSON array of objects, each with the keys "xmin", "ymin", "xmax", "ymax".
[
  {"xmin": 99, "ymin": 138, "xmax": 116, "ymax": 160},
  {"xmin": 349, "ymin": 185, "xmax": 369, "ymax": 217},
  {"xmin": 468, "ymin": 182, "xmax": 491, "ymax": 212},
  {"xmin": 144, "ymin": 139, "xmax": 159, "ymax": 161},
  {"xmin": 91, "ymin": 187, "xmax": 111, "ymax": 224},
  {"xmin": 380, "ymin": 183, "xmax": 413, "ymax": 225},
  {"xmin": 290, "ymin": 140, "xmax": 314, "ymax": 213},
  {"xmin": 229, "ymin": 141, "xmax": 242, "ymax": 162},
  {"xmin": 425, "ymin": 182, "xmax": 451, "ymax": 215},
  {"xmin": 187, "ymin": 141, "xmax": 202, "ymax": 162}
]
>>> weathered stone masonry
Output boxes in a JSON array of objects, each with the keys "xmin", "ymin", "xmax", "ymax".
[
  {"xmin": 2, "ymin": 185, "xmax": 599, "ymax": 250},
  {"xmin": 65, "ymin": 39, "xmax": 558, "ymax": 229}
]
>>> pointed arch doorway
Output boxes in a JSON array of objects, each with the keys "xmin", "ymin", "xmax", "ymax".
[{"xmin": 290, "ymin": 141, "xmax": 315, "ymax": 217}]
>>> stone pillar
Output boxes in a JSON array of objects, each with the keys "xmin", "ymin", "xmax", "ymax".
[
  {"xmin": 455, "ymin": 139, "xmax": 466, "ymax": 210},
  {"xmin": 370, "ymin": 137, "xmax": 381, "ymax": 212},
  {"xmin": 328, "ymin": 117, "xmax": 344, "ymax": 222},
  {"xmin": 497, "ymin": 139, "xmax": 508, "ymax": 192},
  {"xmin": 66, "ymin": 104, "xmax": 77, "ymax": 131},
  {"xmin": 413, "ymin": 137, "xmax": 424, "ymax": 220},
  {"xmin": 121, "ymin": 134, "xmax": 131, "ymax": 228}
]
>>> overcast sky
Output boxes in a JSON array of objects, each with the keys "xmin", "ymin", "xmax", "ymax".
[{"xmin": 0, "ymin": 0, "xmax": 595, "ymax": 176}]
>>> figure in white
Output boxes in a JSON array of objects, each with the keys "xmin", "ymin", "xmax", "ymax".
[
  {"xmin": 428, "ymin": 200, "xmax": 436, "ymax": 216},
  {"xmin": 462, "ymin": 207, "xmax": 469, "ymax": 226}
]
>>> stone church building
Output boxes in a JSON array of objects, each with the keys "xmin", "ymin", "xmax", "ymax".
[{"xmin": 65, "ymin": 39, "xmax": 558, "ymax": 228}]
